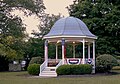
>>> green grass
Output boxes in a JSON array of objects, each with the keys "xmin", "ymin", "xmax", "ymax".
[{"xmin": 0, "ymin": 71, "xmax": 120, "ymax": 84}]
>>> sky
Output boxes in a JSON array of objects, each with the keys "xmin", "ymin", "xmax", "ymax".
[
  {"xmin": 44, "ymin": 0, "xmax": 74, "ymax": 16},
  {"xmin": 13, "ymin": 0, "xmax": 74, "ymax": 36}
]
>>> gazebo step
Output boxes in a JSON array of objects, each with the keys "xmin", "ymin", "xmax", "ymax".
[
  {"xmin": 41, "ymin": 72, "xmax": 57, "ymax": 75},
  {"xmin": 42, "ymin": 70, "xmax": 56, "ymax": 73},
  {"xmin": 44, "ymin": 67, "xmax": 56, "ymax": 71},
  {"xmin": 39, "ymin": 74, "xmax": 57, "ymax": 77},
  {"xmin": 39, "ymin": 66, "xmax": 57, "ymax": 77}
]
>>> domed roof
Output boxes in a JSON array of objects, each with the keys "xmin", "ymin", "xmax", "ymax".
[{"xmin": 44, "ymin": 17, "xmax": 97, "ymax": 39}]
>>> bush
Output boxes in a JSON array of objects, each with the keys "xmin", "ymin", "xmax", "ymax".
[
  {"xmin": 72, "ymin": 64, "xmax": 92, "ymax": 75},
  {"xmin": 27, "ymin": 64, "xmax": 40, "ymax": 75},
  {"xmin": 96, "ymin": 54, "xmax": 118, "ymax": 73},
  {"xmin": 56, "ymin": 64, "xmax": 92, "ymax": 75},
  {"xmin": 56, "ymin": 65, "xmax": 71, "ymax": 75},
  {"xmin": 29, "ymin": 57, "xmax": 44, "ymax": 65}
]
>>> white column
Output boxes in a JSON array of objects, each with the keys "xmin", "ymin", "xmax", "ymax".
[
  {"xmin": 73, "ymin": 44, "xmax": 75, "ymax": 58},
  {"xmin": 62, "ymin": 39, "xmax": 65, "ymax": 64},
  {"xmin": 92, "ymin": 40, "xmax": 95, "ymax": 73},
  {"xmin": 82, "ymin": 39, "xmax": 85, "ymax": 64},
  {"xmin": 44, "ymin": 40, "xmax": 48, "ymax": 61},
  {"xmin": 88, "ymin": 43, "xmax": 90, "ymax": 59},
  {"xmin": 56, "ymin": 44, "xmax": 58, "ymax": 60}
]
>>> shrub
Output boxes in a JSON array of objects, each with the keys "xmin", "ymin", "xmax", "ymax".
[
  {"xmin": 29, "ymin": 57, "xmax": 44, "ymax": 65},
  {"xmin": 56, "ymin": 64, "xmax": 92, "ymax": 75},
  {"xmin": 72, "ymin": 64, "xmax": 92, "ymax": 75},
  {"xmin": 96, "ymin": 54, "xmax": 118, "ymax": 73},
  {"xmin": 56, "ymin": 65, "xmax": 71, "ymax": 75},
  {"xmin": 27, "ymin": 64, "xmax": 40, "ymax": 75}
]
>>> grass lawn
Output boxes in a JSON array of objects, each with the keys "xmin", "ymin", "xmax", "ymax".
[{"xmin": 0, "ymin": 71, "xmax": 120, "ymax": 84}]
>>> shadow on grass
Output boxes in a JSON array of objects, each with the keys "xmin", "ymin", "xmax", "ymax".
[
  {"xmin": 57, "ymin": 70, "xmax": 120, "ymax": 78},
  {"xmin": 13, "ymin": 70, "xmax": 120, "ymax": 78}
]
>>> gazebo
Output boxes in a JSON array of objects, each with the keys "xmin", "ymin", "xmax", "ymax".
[{"xmin": 39, "ymin": 17, "xmax": 97, "ymax": 77}]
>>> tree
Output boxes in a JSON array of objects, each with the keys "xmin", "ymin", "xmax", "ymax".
[
  {"xmin": 0, "ymin": 0, "xmax": 45, "ymax": 16},
  {"xmin": 0, "ymin": 15, "xmax": 25, "ymax": 60},
  {"xmin": 0, "ymin": 0, "xmax": 45, "ymax": 60},
  {"xmin": 38, "ymin": 14, "xmax": 62, "ymax": 37},
  {"xmin": 67, "ymin": 0, "xmax": 120, "ymax": 56},
  {"xmin": 30, "ymin": 14, "xmax": 62, "ymax": 59},
  {"xmin": 25, "ymin": 38, "xmax": 44, "ymax": 58},
  {"xmin": 0, "ymin": 0, "xmax": 45, "ymax": 71}
]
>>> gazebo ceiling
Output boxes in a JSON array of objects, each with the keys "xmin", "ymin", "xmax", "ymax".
[{"xmin": 43, "ymin": 17, "xmax": 97, "ymax": 40}]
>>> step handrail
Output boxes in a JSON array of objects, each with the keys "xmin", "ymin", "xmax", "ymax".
[
  {"xmin": 39, "ymin": 60, "xmax": 48, "ymax": 75},
  {"xmin": 55, "ymin": 59, "xmax": 63, "ymax": 70}
]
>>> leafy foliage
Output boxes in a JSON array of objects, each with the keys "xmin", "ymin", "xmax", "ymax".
[
  {"xmin": 25, "ymin": 38, "xmax": 44, "ymax": 58},
  {"xmin": 56, "ymin": 65, "xmax": 71, "ymax": 75},
  {"xmin": 30, "ymin": 14, "xmax": 62, "ymax": 59},
  {"xmin": 68, "ymin": 0, "xmax": 120, "ymax": 56},
  {"xmin": 0, "ymin": 15, "xmax": 26, "ymax": 60},
  {"xmin": 29, "ymin": 57, "xmax": 44, "ymax": 65},
  {"xmin": 0, "ymin": 0, "xmax": 45, "ymax": 60},
  {"xmin": 38, "ymin": 14, "xmax": 62, "ymax": 37},
  {"xmin": 96, "ymin": 54, "xmax": 118, "ymax": 72},
  {"xmin": 27, "ymin": 63, "xmax": 40, "ymax": 75},
  {"xmin": 56, "ymin": 64, "xmax": 92, "ymax": 75},
  {"xmin": 1, "ymin": 0, "xmax": 45, "ymax": 16}
]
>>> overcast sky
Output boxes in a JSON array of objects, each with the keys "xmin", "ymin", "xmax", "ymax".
[
  {"xmin": 14, "ymin": 0, "xmax": 74, "ymax": 35},
  {"xmin": 44, "ymin": 0, "xmax": 73, "ymax": 16}
]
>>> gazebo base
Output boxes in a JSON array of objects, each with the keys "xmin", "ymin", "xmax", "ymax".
[
  {"xmin": 39, "ymin": 67, "xmax": 57, "ymax": 77},
  {"xmin": 39, "ymin": 58, "xmax": 95, "ymax": 77}
]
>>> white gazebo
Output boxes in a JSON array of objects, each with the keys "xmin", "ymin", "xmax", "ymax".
[{"xmin": 39, "ymin": 17, "xmax": 97, "ymax": 77}]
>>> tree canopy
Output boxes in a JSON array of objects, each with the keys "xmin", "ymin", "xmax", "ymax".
[
  {"xmin": 0, "ymin": 0, "xmax": 45, "ymax": 60},
  {"xmin": 68, "ymin": 0, "xmax": 120, "ymax": 56},
  {"xmin": 38, "ymin": 14, "xmax": 61, "ymax": 37},
  {"xmin": 29, "ymin": 14, "xmax": 62, "ymax": 59}
]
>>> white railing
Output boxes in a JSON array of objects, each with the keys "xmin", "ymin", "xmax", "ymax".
[
  {"xmin": 55, "ymin": 59, "xmax": 63, "ymax": 70},
  {"xmin": 48, "ymin": 59, "xmax": 61, "ymax": 63},
  {"xmin": 39, "ymin": 60, "xmax": 48, "ymax": 75}
]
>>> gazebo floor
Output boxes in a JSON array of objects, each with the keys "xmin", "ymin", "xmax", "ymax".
[{"xmin": 48, "ymin": 61, "xmax": 58, "ymax": 67}]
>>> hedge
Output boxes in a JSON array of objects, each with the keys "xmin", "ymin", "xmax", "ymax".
[
  {"xmin": 56, "ymin": 64, "xmax": 92, "ymax": 75},
  {"xmin": 27, "ymin": 63, "xmax": 40, "ymax": 75},
  {"xmin": 96, "ymin": 54, "xmax": 118, "ymax": 73}
]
